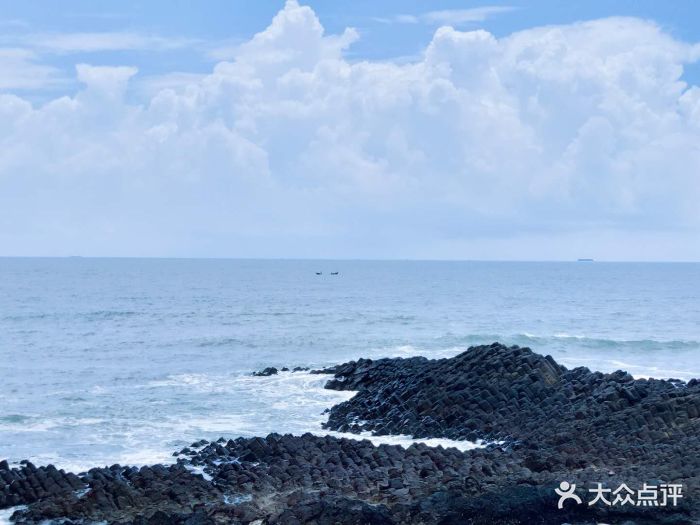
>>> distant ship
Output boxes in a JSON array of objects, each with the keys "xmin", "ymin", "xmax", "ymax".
[{"xmin": 577, "ymin": 258, "xmax": 594, "ymax": 262}]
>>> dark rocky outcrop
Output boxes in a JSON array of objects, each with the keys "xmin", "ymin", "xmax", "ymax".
[
  {"xmin": 252, "ymin": 367, "xmax": 279, "ymax": 377},
  {"xmin": 252, "ymin": 366, "xmax": 311, "ymax": 377},
  {"xmin": 0, "ymin": 461, "xmax": 84, "ymax": 509},
  {"xmin": 323, "ymin": 343, "xmax": 700, "ymax": 465},
  {"xmin": 321, "ymin": 343, "xmax": 700, "ymax": 522},
  {"xmin": 2, "ymin": 343, "xmax": 698, "ymax": 524}
]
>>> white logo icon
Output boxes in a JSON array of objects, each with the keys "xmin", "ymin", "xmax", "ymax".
[{"xmin": 555, "ymin": 481, "xmax": 582, "ymax": 509}]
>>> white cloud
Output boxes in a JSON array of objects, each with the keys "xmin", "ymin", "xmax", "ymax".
[
  {"xmin": 0, "ymin": 48, "xmax": 61, "ymax": 89},
  {"xmin": 0, "ymin": 2, "xmax": 699, "ymax": 259},
  {"xmin": 377, "ymin": 6, "xmax": 515, "ymax": 26},
  {"xmin": 423, "ymin": 7, "xmax": 516, "ymax": 25},
  {"xmin": 7, "ymin": 31, "xmax": 197, "ymax": 54},
  {"xmin": 136, "ymin": 71, "xmax": 208, "ymax": 98},
  {"xmin": 205, "ymin": 38, "xmax": 246, "ymax": 62},
  {"xmin": 232, "ymin": 0, "xmax": 358, "ymax": 73}
]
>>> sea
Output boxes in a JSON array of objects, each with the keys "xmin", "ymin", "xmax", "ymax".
[{"xmin": 1, "ymin": 258, "xmax": 699, "ymax": 474}]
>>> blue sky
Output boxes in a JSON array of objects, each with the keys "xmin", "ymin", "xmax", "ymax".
[
  {"xmin": 1, "ymin": 1, "xmax": 699, "ymax": 259},
  {"xmin": 3, "ymin": 0, "xmax": 700, "ymax": 96}
]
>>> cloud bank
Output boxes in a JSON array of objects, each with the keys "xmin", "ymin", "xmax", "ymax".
[{"xmin": 1, "ymin": 0, "xmax": 699, "ymax": 259}]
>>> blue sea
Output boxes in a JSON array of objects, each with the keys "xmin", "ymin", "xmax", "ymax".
[{"xmin": 1, "ymin": 258, "xmax": 699, "ymax": 472}]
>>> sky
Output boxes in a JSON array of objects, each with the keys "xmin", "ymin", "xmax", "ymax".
[{"xmin": 1, "ymin": 1, "xmax": 699, "ymax": 260}]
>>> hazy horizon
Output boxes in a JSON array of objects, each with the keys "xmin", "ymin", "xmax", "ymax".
[{"xmin": 2, "ymin": 255, "xmax": 700, "ymax": 263}]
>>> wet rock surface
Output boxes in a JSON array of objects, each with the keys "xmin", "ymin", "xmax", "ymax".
[
  {"xmin": 322, "ymin": 343, "xmax": 700, "ymax": 521},
  {"xmin": 324, "ymin": 343, "xmax": 700, "ymax": 463},
  {"xmin": 252, "ymin": 367, "xmax": 280, "ymax": 377},
  {"xmin": 2, "ymin": 343, "xmax": 698, "ymax": 524},
  {"xmin": 252, "ymin": 366, "xmax": 310, "ymax": 377}
]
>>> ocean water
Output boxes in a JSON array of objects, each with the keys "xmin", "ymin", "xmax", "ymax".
[{"xmin": 1, "ymin": 258, "xmax": 699, "ymax": 473}]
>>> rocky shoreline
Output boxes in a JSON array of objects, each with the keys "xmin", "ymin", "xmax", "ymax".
[{"xmin": 2, "ymin": 343, "xmax": 698, "ymax": 524}]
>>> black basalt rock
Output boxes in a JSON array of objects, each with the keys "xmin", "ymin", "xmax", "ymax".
[
  {"xmin": 252, "ymin": 366, "xmax": 279, "ymax": 376},
  {"xmin": 3, "ymin": 343, "xmax": 698, "ymax": 524}
]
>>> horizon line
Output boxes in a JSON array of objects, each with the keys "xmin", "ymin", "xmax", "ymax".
[{"xmin": 1, "ymin": 255, "xmax": 699, "ymax": 264}]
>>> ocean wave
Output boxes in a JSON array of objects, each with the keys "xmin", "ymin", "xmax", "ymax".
[
  {"xmin": 194, "ymin": 337, "xmax": 257, "ymax": 348},
  {"xmin": 0, "ymin": 415, "xmax": 106, "ymax": 433},
  {"xmin": 365, "ymin": 344, "xmax": 465, "ymax": 360},
  {"xmin": 515, "ymin": 332, "xmax": 700, "ymax": 350},
  {"xmin": 363, "ymin": 314, "xmax": 417, "ymax": 326},
  {"xmin": 84, "ymin": 310, "xmax": 139, "ymax": 320},
  {"xmin": 367, "ymin": 335, "xmax": 700, "ymax": 380},
  {"xmin": 371, "ymin": 334, "xmax": 700, "ymax": 360},
  {"xmin": 4, "ymin": 346, "xmax": 696, "ymax": 475},
  {"xmin": 0, "ymin": 506, "xmax": 26, "ymax": 525},
  {"xmin": 2, "ymin": 310, "xmax": 140, "ymax": 322},
  {"xmin": 428, "ymin": 332, "xmax": 700, "ymax": 351},
  {"xmin": 0, "ymin": 415, "xmax": 57, "ymax": 433},
  {"xmin": 556, "ymin": 356, "xmax": 699, "ymax": 381},
  {"xmin": 418, "ymin": 333, "xmax": 700, "ymax": 355},
  {"xmin": 146, "ymin": 373, "xmax": 219, "ymax": 390},
  {"xmin": 14, "ymin": 370, "xmax": 482, "ymax": 472},
  {"xmin": 1, "ymin": 313, "xmax": 52, "ymax": 322}
]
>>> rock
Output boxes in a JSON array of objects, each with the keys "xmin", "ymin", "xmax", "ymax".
[
  {"xmin": 3, "ymin": 344, "xmax": 698, "ymax": 524},
  {"xmin": 252, "ymin": 366, "xmax": 279, "ymax": 377}
]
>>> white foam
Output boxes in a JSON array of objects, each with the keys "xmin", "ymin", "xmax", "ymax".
[
  {"xmin": 171, "ymin": 414, "xmax": 253, "ymax": 435},
  {"xmin": 0, "ymin": 506, "xmax": 25, "ymax": 525},
  {"xmin": 322, "ymin": 430, "xmax": 484, "ymax": 452},
  {"xmin": 552, "ymin": 332, "xmax": 586, "ymax": 340},
  {"xmin": 367, "ymin": 345, "xmax": 466, "ymax": 360},
  {"xmin": 146, "ymin": 373, "xmax": 224, "ymax": 392},
  {"xmin": 115, "ymin": 447, "xmax": 174, "ymax": 468},
  {"xmin": 3, "ymin": 370, "xmax": 488, "ymax": 475},
  {"xmin": 0, "ymin": 419, "xmax": 56, "ymax": 433},
  {"xmin": 0, "ymin": 416, "xmax": 105, "ymax": 433},
  {"xmin": 137, "ymin": 371, "xmax": 486, "ymax": 463},
  {"xmin": 185, "ymin": 464, "xmax": 213, "ymax": 482},
  {"xmin": 6, "ymin": 453, "xmax": 94, "ymax": 475},
  {"xmin": 223, "ymin": 493, "xmax": 252, "ymax": 505}
]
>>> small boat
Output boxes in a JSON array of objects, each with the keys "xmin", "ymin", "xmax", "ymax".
[
  {"xmin": 577, "ymin": 258, "xmax": 594, "ymax": 262},
  {"xmin": 331, "ymin": 272, "xmax": 339, "ymax": 275},
  {"xmin": 316, "ymin": 272, "xmax": 322, "ymax": 275}
]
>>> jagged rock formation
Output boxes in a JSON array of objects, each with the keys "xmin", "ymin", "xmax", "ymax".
[
  {"xmin": 323, "ymin": 343, "xmax": 700, "ymax": 475},
  {"xmin": 2, "ymin": 343, "xmax": 698, "ymax": 524}
]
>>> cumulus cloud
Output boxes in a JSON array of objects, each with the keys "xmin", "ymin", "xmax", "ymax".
[{"xmin": 0, "ymin": 0, "xmax": 699, "ymax": 259}]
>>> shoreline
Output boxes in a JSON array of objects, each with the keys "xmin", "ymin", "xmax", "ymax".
[{"xmin": 1, "ymin": 343, "xmax": 698, "ymax": 524}]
